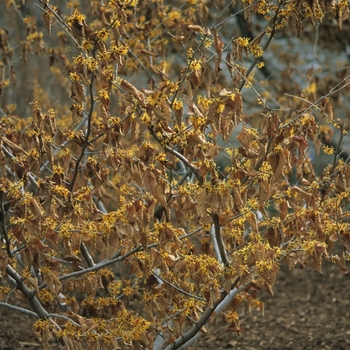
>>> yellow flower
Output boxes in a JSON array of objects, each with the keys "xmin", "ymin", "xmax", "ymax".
[
  {"xmin": 52, "ymin": 185, "xmax": 70, "ymax": 197},
  {"xmin": 173, "ymin": 98, "xmax": 183, "ymax": 110},
  {"xmin": 67, "ymin": 10, "xmax": 86, "ymax": 27},
  {"xmin": 168, "ymin": 9, "xmax": 181, "ymax": 20},
  {"xmin": 26, "ymin": 32, "xmax": 43, "ymax": 43},
  {"xmin": 258, "ymin": 161, "xmax": 273, "ymax": 180},
  {"xmin": 322, "ymin": 145, "xmax": 334, "ymax": 155},
  {"xmin": 98, "ymin": 88, "xmax": 109, "ymax": 101},
  {"xmin": 53, "ymin": 165, "xmax": 64, "ymax": 175},
  {"xmin": 190, "ymin": 59, "xmax": 201, "ymax": 71},
  {"xmin": 155, "ymin": 153, "xmax": 167, "ymax": 162},
  {"xmin": 96, "ymin": 28, "xmax": 109, "ymax": 41},
  {"xmin": 110, "ymin": 44, "xmax": 129, "ymax": 56},
  {"xmin": 249, "ymin": 42, "xmax": 264, "ymax": 58},
  {"xmin": 81, "ymin": 40, "xmax": 94, "ymax": 51},
  {"xmin": 235, "ymin": 37, "xmax": 250, "ymax": 47}
]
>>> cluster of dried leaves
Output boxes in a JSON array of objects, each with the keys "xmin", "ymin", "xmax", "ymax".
[{"xmin": 0, "ymin": 0, "xmax": 350, "ymax": 349}]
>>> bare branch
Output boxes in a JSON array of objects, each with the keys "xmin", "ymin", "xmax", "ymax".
[
  {"xmin": 164, "ymin": 279, "xmax": 242, "ymax": 350},
  {"xmin": 170, "ymin": 34, "xmax": 208, "ymax": 110},
  {"xmin": 149, "ymin": 127, "xmax": 203, "ymax": 185},
  {"xmin": 69, "ymin": 54, "xmax": 96, "ymax": 192},
  {"xmin": 238, "ymin": 2, "xmax": 283, "ymax": 92},
  {"xmin": 211, "ymin": 213, "xmax": 228, "ymax": 266},
  {"xmin": 6, "ymin": 265, "xmax": 49, "ymax": 319},
  {"xmin": 0, "ymin": 302, "xmax": 39, "ymax": 318},
  {"xmin": 151, "ymin": 269, "xmax": 206, "ymax": 301},
  {"xmin": 80, "ymin": 242, "xmax": 95, "ymax": 268},
  {"xmin": 282, "ymin": 73, "xmax": 350, "ymax": 128}
]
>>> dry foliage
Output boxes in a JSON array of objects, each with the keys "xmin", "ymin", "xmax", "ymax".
[{"xmin": 0, "ymin": 0, "xmax": 350, "ymax": 349}]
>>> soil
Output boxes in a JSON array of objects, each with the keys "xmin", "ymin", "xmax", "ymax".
[
  {"xmin": 192, "ymin": 262, "xmax": 350, "ymax": 350},
  {"xmin": 0, "ymin": 262, "xmax": 349, "ymax": 350}
]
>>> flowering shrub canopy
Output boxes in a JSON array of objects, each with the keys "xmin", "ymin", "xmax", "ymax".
[{"xmin": 0, "ymin": 0, "xmax": 349, "ymax": 349}]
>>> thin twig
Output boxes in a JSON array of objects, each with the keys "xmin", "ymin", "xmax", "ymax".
[
  {"xmin": 170, "ymin": 35, "xmax": 208, "ymax": 110},
  {"xmin": 282, "ymin": 73, "xmax": 350, "ymax": 128},
  {"xmin": 205, "ymin": 43, "xmax": 273, "ymax": 113},
  {"xmin": 238, "ymin": 2, "xmax": 282, "ymax": 92},
  {"xmin": 38, "ymin": 245, "xmax": 142, "ymax": 289},
  {"xmin": 69, "ymin": 50, "xmax": 96, "ymax": 192},
  {"xmin": 119, "ymin": 38, "xmax": 156, "ymax": 81},
  {"xmin": 213, "ymin": 1, "xmax": 260, "ymax": 29},
  {"xmin": 37, "ymin": 2, "xmax": 83, "ymax": 54},
  {"xmin": 47, "ymin": 313, "xmax": 80, "ymax": 326},
  {"xmin": 0, "ymin": 302, "xmax": 39, "ymax": 318},
  {"xmin": 331, "ymin": 122, "xmax": 345, "ymax": 174},
  {"xmin": 151, "ymin": 269, "xmax": 205, "ymax": 301},
  {"xmin": 149, "ymin": 127, "xmax": 203, "ymax": 185}
]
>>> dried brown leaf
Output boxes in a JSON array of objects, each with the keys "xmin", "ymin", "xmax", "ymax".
[
  {"xmin": 212, "ymin": 28, "xmax": 224, "ymax": 64},
  {"xmin": 42, "ymin": 11, "xmax": 53, "ymax": 36},
  {"xmin": 190, "ymin": 68, "xmax": 201, "ymax": 90},
  {"xmin": 121, "ymin": 80, "xmax": 145, "ymax": 105},
  {"xmin": 220, "ymin": 116, "xmax": 234, "ymax": 141},
  {"xmin": 154, "ymin": 182, "xmax": 167, "ymax": 207},
  {"xmin": 233, "ymin": 187, "xmax": 243, "ymax": 210},
  {"xmin": 187, "ymin": 101, "xmax": 205, "ymax": 118},
  {"xmin": 1, "ymin": 137, "xmax": 26, "ymax": 154},
  {"xmin": 201, "ymin": 59, "xmax": 212, "ymax": 98},
  {"xmin": 236, "ymin": 127, "xmax": 253, "ymax": 149},
  {"xmin": 251, "ymin": 31, "xmax": 266, "ymax": 45},
  {"xmin": 183, "ymin": 78, "xmax": 193, "ymax": 101},
  {"xmin": 197, "ymin": 187, "xmax": 208, "ymax": 217},
  {"xmin": 187, "ymin": 24, "xmax": 202, "ymax": 32},
  {"xmin": 258, "ymin": 179, "xmax": 270, "ymax": 202},
  {"xmin": 213, "ymin": 57, "xmax": 222, "ymax": 84},
  {"xmin": 24, "ymin": 276, "xmax": 39, "ymax": 291},
  {"xmin": 43, "ymin": 271, "xmax": 62, "ymax": 296},
  {"xmin": 69, "ymin": 81, "xmax": 85, "ymax": 104},
  {"xmin": 142, "ymin": 168, "xmax": 157, "ymax": 192},
  {"xmin": 246, "ymin": 211, "xmax": 258, "ymax": 233}
]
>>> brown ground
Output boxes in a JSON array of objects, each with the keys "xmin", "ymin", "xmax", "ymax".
[
  {"xmin": 193, "ymin": 262, "xmax": 350, "ymax": 350},
  {"xmin": 0, "ymin": 262, "xmax": 349, "ymax": 350}
]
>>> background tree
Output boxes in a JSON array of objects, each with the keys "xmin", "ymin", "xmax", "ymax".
[{"xmin": 0, "ymin": 0, "xmax": 350, "ymax": 349}]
